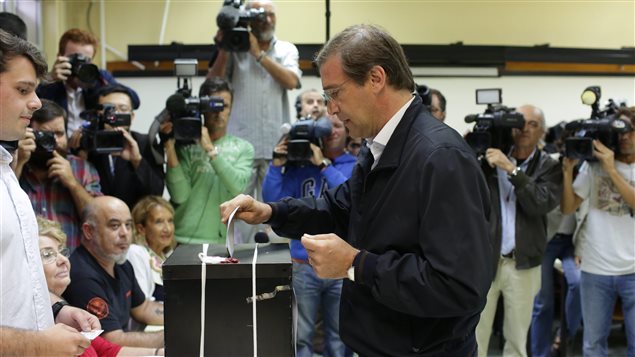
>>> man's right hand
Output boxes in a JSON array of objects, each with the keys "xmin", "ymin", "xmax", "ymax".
[
  {"xmin": 42, "ymin": 323, "xmax": 91, "ymax": 356},
  {"xmin": 50, "ymin": 56, "xmax": 72, "ymax": 82},
  {"xmin": 220, "ymin": 194, "xmax": 272, "ymax": 225},
  {"xmin": 17, "ymin": 128, "xmax": 36, "ymax": 167},
  {"xmin": 271, "ymin": 139, "xmax": 288, "ymax": 167}
]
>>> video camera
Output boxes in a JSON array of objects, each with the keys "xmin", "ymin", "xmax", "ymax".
[
  {"xmin": 165, "ymin": 59, "xmax": 224, "ymax": 142},
  {"xmin": 285, "ymin": 115, "xmax": 332, "ymax": 163},
  {"xmin": 564, "ymin": 86, "xmax": 631, "ymax": 160},
  {"xmin": 464, "ymin": 88, "xmax": 525, "ymax": 156},
  {"xmin": 79, "ymin": 104, "xmax": 131, "ymax": 154},
  {"xmin": 216, "ymin": 0, "xmax": 266, "ymax": 52},
  {"xmin": 67, "ymin": 53, "xmax": 100, "ymax": 85}
]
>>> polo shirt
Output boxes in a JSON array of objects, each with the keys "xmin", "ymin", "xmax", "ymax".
[{"xmin": 63, "ymin": 245, "xmax": 145, "ymax": 332}]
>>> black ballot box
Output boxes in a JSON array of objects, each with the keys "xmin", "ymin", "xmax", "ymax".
[{"xmin": 163, "ymin": 243, "xmax": 294, "ymax": 356}]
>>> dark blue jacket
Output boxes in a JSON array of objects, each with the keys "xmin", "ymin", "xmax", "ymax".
[{"xmin": 267, "ymin": 96, "xmax": 493, "ymax": 356}]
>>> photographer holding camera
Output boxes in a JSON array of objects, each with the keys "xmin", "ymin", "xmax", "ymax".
[
  {"xmin": 208, "ymin": 0, "xmax": 301, "ymax": 205},
  {"xmin": 561, "ymin": 107, "xmax": 635, "ymax": 356},
  {"xmin": 262, "ymin": 90, "xmax": 355, "ymax": 356},
  {"xmin": 80, "ymin": 84, "xmax": 165, "ymax": 209},
  {"xmin": 475, "ymin": 104, "xmax": 562, "ymax": 357},
  {"xmin": 36, "ymin": 28, "xmax": 140, "ymax": 138},
  {"xmin": 17, "ymin": 99, "xmax": 103, "ymax": 249},
  {"xmin": 164, "ymin": 77, "xmax": 254, "ymax": 244}
]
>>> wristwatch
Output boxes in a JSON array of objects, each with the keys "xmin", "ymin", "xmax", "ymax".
[
  {"xmin": 319, "ymin": 158, "xmax": 332, "ymax": 171},
  {"xmin": 347, "ymin": 266, "xmax": 355, "ymax": 281},
  {"xmin": 52, "ymin": 300, "xmax": 69, "ymax": 319},
  {"xmin": 509, "ymin": 166, "xmax": 521, "ymax": 178}
]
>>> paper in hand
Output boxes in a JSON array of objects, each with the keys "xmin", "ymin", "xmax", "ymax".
[
  {"xmin": 226, "ymin": 206, "xmax": 240, "ymax": 257},
  {"xmin": 80, "ymin": 329, "xmax": 103, "ymax": 340}
]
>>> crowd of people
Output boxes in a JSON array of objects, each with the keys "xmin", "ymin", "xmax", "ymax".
[{"xmin": 1, "ymin": 1, "xmax": 633, "ymax": 356}]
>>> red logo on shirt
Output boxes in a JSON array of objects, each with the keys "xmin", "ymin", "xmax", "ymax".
[
  {"xmin": 86, "ymin": 297, "xmax": 109, "ymax": 319},
  {"xmin": 126, "ymin": 290, "xmax": 131, "ymax": 298}
]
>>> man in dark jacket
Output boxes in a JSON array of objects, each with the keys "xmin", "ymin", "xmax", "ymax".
[
  {"xmin": 220, "ymin": 24, "xmax": 492, "ymax": 356},
  {"xmin": 475, "ymin": 105, "xmax": 562, "ymax": 356},
  {"xmin": 36, "ymin": 28, "xmax": 140, "ymax": 138},
  {"xmin": 83, "ymin": 84, "xmax": 164, "ymax": 209}
]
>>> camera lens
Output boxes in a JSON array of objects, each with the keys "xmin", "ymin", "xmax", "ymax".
[{"xmin": 77, "ymin": 63, "xmax": 100, "ymax": 85}]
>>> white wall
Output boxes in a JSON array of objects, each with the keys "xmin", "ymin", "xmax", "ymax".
[{"xmin": 120, "ymin": 75, "xmax": 635, "ymax": 137}]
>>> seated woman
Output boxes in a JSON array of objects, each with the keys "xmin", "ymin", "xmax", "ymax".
[
  {"xmin": 128, "ymin": 196, "xmax": 175, "ymax": 302},
  {"xmin": 37, "ymin": 217, "xmax": 164, "ymax": 356}
]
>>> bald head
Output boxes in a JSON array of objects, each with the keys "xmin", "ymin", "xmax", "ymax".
[
  {"xmin": 517, "ymin": 105, "xmax": 546, "ymax": 131},
  {"xmin": 81, "ymin": 196, "xmax": 133, "ymax": 265}
]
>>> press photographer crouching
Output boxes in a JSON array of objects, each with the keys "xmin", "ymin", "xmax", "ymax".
[
  {"xmin": 16, "ymin": 99, "xmax": 103, "ymax": 249},
  {"xmin": 262, "ymin": 89, "xmax": 356, "ymax": 356},
  {"xmin": 71, "ymin": 84, "xmax": 165, "ymax": 209},
  {"xmin": 473, "ymin": 101, "xmax": 562, "ymax": 357},
  {"xmin": 163, "ymin": 77, "xmax": 254, "ymax": 244}
]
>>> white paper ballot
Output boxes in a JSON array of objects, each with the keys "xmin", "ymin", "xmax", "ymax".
[
  {"xmin": 80, "ymin": 329, "xmax": 103, "ymax": 340},
  {"xmin": 226, "ymin": 206, "xmax": 239, "ymax": 257}
]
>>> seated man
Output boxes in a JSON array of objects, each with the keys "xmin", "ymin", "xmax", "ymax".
[
  {"xmin": 164, "ymin": 77, "xmax": 254, "ymax": 244},
  {"xmin": 63, "ymin": 196, "xmax": 165, "ymax": 348},
  {"xmin": 262, "ymin": 91, "xmax": 356, "ymax": 355},
  {"xmin": 78, "ymin": 84, "xmax": 164, "ymax": 208},
  {"xmin": 36, "ymin": 28, "xmax": 140, "ymax": 137},
  {"xmin": 37, "ymin": 216, "xmax": 164, "ymax": 356},
  {"xmin": 17, "ymin": 99, "xmax": 102, "ymax": 249}
]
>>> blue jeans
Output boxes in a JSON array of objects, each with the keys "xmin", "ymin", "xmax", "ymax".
[
  {"xmin": 581, "ymin": 271, "xmax": 635, "ymax": 357},
  {"xmin": 530, "ymin": 234, "xmax": 582, "ymax": 357},
  {"xmin": 293, "ymin": 262, "xmax": 346, "ymax": 357}
]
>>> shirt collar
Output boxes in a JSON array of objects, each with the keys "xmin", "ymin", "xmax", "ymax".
[
  {"xmin": 366, "ymin": 96, "xmax": 415, "ymax": 159},
  {"xmin": 0, "ymin": 145, "xmax": 13, "ymax": 165}
]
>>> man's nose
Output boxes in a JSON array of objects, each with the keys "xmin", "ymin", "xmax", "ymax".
[
  {"xmin": 327, "ymin": 100, "xmax": 338, "ymax": 116},
  {"xmin": 28, "ymin": 93, "xmax": 42, "ymax": 112}
]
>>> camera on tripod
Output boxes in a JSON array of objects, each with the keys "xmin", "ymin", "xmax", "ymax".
[
  {"xmin": 564, "ymin": 86, "xmax": 631, "ymax": 160},
  {"xmin": 286, "ymin": 115, "xmax": 332, "ymax": 163},
  {"xmin": 79, "ymin": 104, "xmax": 131, "ymax": 154},
  {"xmin": 464, "ymin": 89, "xmax": 525, "ymax": 156},
  {"xmin": 216, "ymin": 0, "xmax": 266, "ymax": 52},
  {"xmin": 165, "ymin": 59, "xmax": 224, "ymax": 142}
]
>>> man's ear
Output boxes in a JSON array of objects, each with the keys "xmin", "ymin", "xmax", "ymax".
[
  {"xmin": 82, "ymin": 222, "xmax": 94, "ymax": 241},
  {"xmin": 368, "ymin": 65, "xmax": 386, "ymax": 93}
]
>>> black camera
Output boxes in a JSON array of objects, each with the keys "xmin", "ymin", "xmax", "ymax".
[
  {"xmin": 79, "ymin": 104, "xmax": 131, "ymax": 154},
  {"xmin": 165, "ymin": 59, "xmax": 225, "ymax": 142},
  {"xmin": 216, "ymin": 0, "xmax": 266, "ymax": 52},
  {"xmin": 28, "ymin": 130, "xmax": 57, "ymax": 168},
  {"xmin": 464, "ymin": 88, "xmax": 525, "ymax": 156},
  {"xmin": 564, "ymin": 86, "xmax": 631, "ymax": 160},
  {"xmin": 286, "ymin": 116, "xmax": 332, "ymax": 163},
  {"xmin": 67, "ymin": 53, "xmax": 100, "ymax": 85}
]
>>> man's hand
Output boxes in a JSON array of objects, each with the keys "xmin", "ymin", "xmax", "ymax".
[
  {"xmin": 248, "ymin": 32, "xmax": 261, "ymax": 58},
  {"xmin": 47, "ymin": 151, "xmax": 77, "ymax": 188},
  {"xmin": 41, "ymin": 323, "xmax": 91, "ymax": 356},
  {"xmin": 271, "ymin": 139, "xmax": 288, "ymax": 167},
  {"xmin": 485, "ymin": 148, "xmax": 515, "ymax": 173},
  {"xmin": 593, "ymin": 139, "xmax": 616, "ymax": 174},
  {"xmin": 56, "ymin": 305, "xmax": 101, "ymax": 332},
  {"xmin": 50, "ymin": 56, "xmax": 72, "ymax": 82},
  {"xmin": 113, "ymin": 127, "xmax": 142, "ymax": 168},
  {"xmin": 309, "ymin": 143, "xmax": 325, "ymax": 167},
  {"xmin": 199, "ymin": 126, "xmax": 214, "ymax": 153},
  {"xmin": 17, "ymin": 128, "xmax": 36, "ymax": 167},
  {"xmin": 301, "ymin": 233, "xmax": 359, "ymax": 279},
  {"xmin": 220, "ymin": 194, "xmax": 272, "ymax": 225}
]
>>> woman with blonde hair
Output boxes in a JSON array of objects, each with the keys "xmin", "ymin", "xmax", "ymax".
[{"xmin": 128, "ymin": 196, "xmax": 175, "ymax": 302}]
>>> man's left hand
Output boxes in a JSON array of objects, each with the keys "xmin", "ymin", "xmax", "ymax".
[
  {"xmin": 309, "ymin": 143, "xmax": 325, "ymax": 167},
  {"xmin": 485, "ymin": 148, "xmax": 515, "ymax": 174},
  {"xmin": 301, "ymin": 234, "xmax": 359, "ymax": 279},
  {"xmin": 113, "ymin": 128, "xmax": 142, "ymax": 168},
  {"xmin": 47, "ymin": 151, "xmax": 77, "ymax": 188},
  {"xmin": 56, "ymin": 305, "xmax": 101, "ymax": 332},
  {"xmin": 248, "ymin": 32, "xmax": 261, "ymax": 58},
  {"xmin": 593, "ymin": 139, "xmax": 616, "ymax": 174}
]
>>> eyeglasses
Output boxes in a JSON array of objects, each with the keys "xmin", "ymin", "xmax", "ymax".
[
  {"xmin": 322, "ymin": 79, "xmax": 352, "ymax": 103},
  {"xmin": 101, "ymin": 103, "xmax": 132, "ymax": 113},
  {"xmin": 40, "ymin": 247, "xmax": 70, "ymax": 265}
]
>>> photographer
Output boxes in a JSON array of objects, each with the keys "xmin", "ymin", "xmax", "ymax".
[
  {"xmin": 36, "ymin": 28, "xmax": 140, "ymax": 138},
  {"xmin": 262, "ymin": 91, "xmax": 355, "ymax": 356},
  {"xmin": 475, "ymin": 105, "xmax": 562, "ymax": 357},
  {"xmin": 429, "ymin": 88, "xmax": 447, "ymax": 122},
  {"xmin": 561, "ymin": 107, "xmax": 635, "ymax": 356},
  {"xmin": 164, "ymin": 77, "xmax": 254, "ymax": 244},
  {"xmin": 208, "ymin": 0, "xmax": 301, "ymax": 205},
  {"xmin": 82, "ymin": 84, "xmax": 164, "ymax": 209},
  {"xmin": 17, "ymin": 99, "xmax": 103, "ymax": 249}
]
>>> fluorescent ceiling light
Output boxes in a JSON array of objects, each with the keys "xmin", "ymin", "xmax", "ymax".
[{"xmin": 411, "ymin": 66, "xmax": 499, "ymax": 77}]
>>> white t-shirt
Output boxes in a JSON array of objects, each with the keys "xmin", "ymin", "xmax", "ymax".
[
  {"xmin": 574, "ymin": 161, "xmax": 635, "ymax": 275},
  {"xmin": 127, "ymin": 244, "xmax": 166, "ymax": 300}
]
